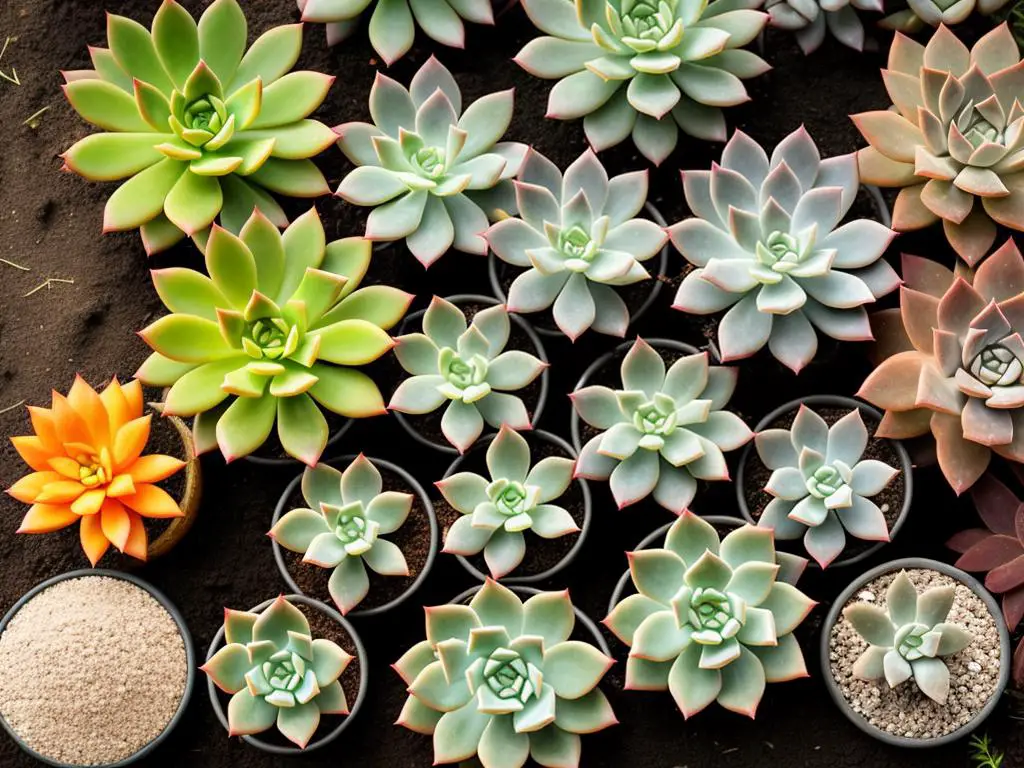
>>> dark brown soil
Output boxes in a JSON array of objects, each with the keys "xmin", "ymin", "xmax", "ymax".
[
  {"xmin": 278, "ymin": 465, "xmax": 433, "ymax": 612},
  {"xmin": 743, "ymin": 406, "xmax": 906, "ymax": 563}
]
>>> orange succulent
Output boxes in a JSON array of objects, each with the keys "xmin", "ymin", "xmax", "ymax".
[{"xmin": 7, "ymin": 376, "xmax": 185, "ymax": 565}]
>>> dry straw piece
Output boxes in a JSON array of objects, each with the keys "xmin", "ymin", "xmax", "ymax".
[{"xmin": 0, "ymin": 575, "xmax": 188, "ymax": 765}]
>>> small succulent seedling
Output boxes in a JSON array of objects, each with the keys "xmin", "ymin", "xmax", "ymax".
[
  {"xmin": 487, "ymin": 149, "xmax": 667, "ymax": 340},
  {"xmin": 671, "ymin": 128, "xmax": 899, "ymax": 373},
  {"xmin": 297, "ymin": 0, "xmax": 495, "ymax": 64},
  {"xmin": 604, "ymin": 512, "xmax": 815, "ymax": 718},
  {"xmin": 136, "ymin": 208, "xmax": 411, "ymax": 465},
  {"xmin": 756, "ymin": 406, "xmax": 899, "ymax": 568},
  {"xmin": 390, "ymin": 298, "xmax": 547, "ymax": 453},
  {"xmin": 853, "ymin": 24, "xmax": 1024, "ymax": 266},
  {"xmin": 859, "ymin": 240, "xmax": 1024, "ymax": 494},
  {"xmin": 270, "ymin": 456, "xmax": 413, "ymax": 614},
  {"xmin": 844, "ymin": 571, "xmax": 973, "ymax": 703},
  {"xmin": 60, "ymin": 0, "xmax": 336, "ymax": 253},
  {"xmin": 515, "ymin": 0, "xmax": 769, "ymax": 165},
  {"xmin": 437, "ymin": 426, "xmax": 577, "ymax": 578},
  {"xmin": 767, "ymin": 0, "xmax": 881, "ymax": 53},
  {"xmin": 8, "ymin": 376, "xmax": 185, "ymax": 565},
  {"xmin": 394, "ymin": 579, "xmax": 617, "ymax": 767},
  {"xmin": 202, "ymin": 596, "xmax": 353, "ymax": 748},
  {"xmin": 573, "ymin": 338, "xmax": 752, "ymax": 512},
  {"xmin": 336, "ymin": 57, "xmax": 526, "ymax": 267}
]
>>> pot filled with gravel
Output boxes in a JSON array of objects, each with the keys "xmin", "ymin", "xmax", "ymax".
[
  {"xmin": 821, "ymin": 558, "xmax": 1010, "ymax": 747},
  {"xmin": 0, "ymin": 569, "xmax": 194, "ymax": 767}
]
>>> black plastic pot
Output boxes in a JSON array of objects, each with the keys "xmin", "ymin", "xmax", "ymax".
[
  {"xmin": 270, "ymin": 456, "xmax": 438, "ymax": 618},
  {"xmin": 206, "ymin": 594, "xmax": 368, "ymax": 755},
  {"xmin": 441, "ymin": 430, "xmax": 592, "ymax": 584},
  {"xmin": 820, "ymin": 558, "xmax": 1010, "ymax": 748},
  {"xmin": 393, "ymin": 294, "xmax": 550, "ymax": 455},
  {"xmin": 486, "ymin": 202, "xmax": 672, "ymax": 339},
  {"xmin": 735, "ymin": 394, "xmax": 913, "ymax": 569},
  {"xmin": 0, "ymin": 569, "xmax": 195, "ymax": 768}
]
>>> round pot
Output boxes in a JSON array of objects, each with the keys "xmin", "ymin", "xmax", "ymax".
[
  {"xmin": 243, "ymin": 419, "xmax": 354, "ymax": 468},
  {"xmin": 440, "ymin": 430, "xmax": 592, "ymax": 584},
  {"xmin": 487, "ymin": 202, "xmax": 672, "ymax": 339},
  {"xmin": 394, "ymin": 294, "xmax": 550, "ymax": 455},
  {"xmin": 270, "ymin": 457, "xmax": 438, "ymax": 618},
  {"xmin": 570, "ymin": 338, "xmax": 700, "ymax": 454},
  {"xmin": 450, "ymin": 584, "xmax": 611, "ymax": 657},
  {"xmin": 820, "ymin": 558, "xmax": 1010, "ymax": 748},
  {"xmin": 735, "ymin": 394, "xmax": 913, "ymax": 569},
  {"xmin": 0, "ymin": 569, "xmax": 195, "ymax": 768},
  {"xmin": 206, "ymin": 594, "xmax": 368, "ymax": 755},
  {"xmin": 147, "ymin": 414, "xmax": 203, "ymax": 559}
]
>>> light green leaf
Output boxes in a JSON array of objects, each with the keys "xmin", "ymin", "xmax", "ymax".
[
  {"xmin": 163, "ymin": 358, "xmax": 240, "ymax": 416},
  {"xmin": 249, "ymin": 71, "xmax": 334, "ymax": 129},
  {"xmin": 198, "ymin": 0, "xmax": 247, "ymax": 86},
  {"xmin": 103, "ymin": 158, "xmax": 186, "ymax": 230},
  {"xmin": 65, "ymin": 79, "xmax": 151, "ymax": 132},
  {"xmin": 141, "ymin": 314, "xmax": 236, "ymax": 362},
  {"xmin": 152, "ymin": 0, "xmax": 199, "ymax": 88},
  {"xmin": 231, "ymin": 23, "xmax": 303, "ymax": 90},
  {"xmin": 107, "ymin": 13, "xmax": 173, "ymax": 93},
  {"xmin": 206, "ymin": 226, "xmax": 258, "ymax": 308},
  {"xmin": 308, "ymin": 364, "xmax": 386, "ymax": 418},
  {"xmin": 249, "ymin": 157, "xmax": 329, "ymax": 197},
  {"xmin": 216, "ymin": 392, "xmax": 277, "ymax": 461},
  {"xmin": 164, "ymin": 171, "xmax": 224, "ymax": 235},
  {"xmin": 277, "ymin": 393, "xmax": 329, "ymax": 466},
  {"xmin": 312, "ymin": 319, "xmax": 394, "ymax": 365}
]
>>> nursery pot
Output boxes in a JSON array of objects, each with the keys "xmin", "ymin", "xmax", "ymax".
[
  {"xmin": 820, "ymin": 558, "xmax": 1010, "ymax": 748},
  {"xmin": 735, "ymin": 395, "xmax": 913, "ymax": 569},
  {"xmin": 147, "ymin": 414, "xmax": 203, "ymax": 559},
  {"xmin": 206, "ymin": 594, "xmax": 368, "ymax": 755},
  {"xmin": 0, "ymin": 569, "xmax": 195, "ymax": 768},
  {"xmin": 394, "ymin": 294, "xmax": 550, "ymax": 455},
  {"xmin": 440, "ymin": 430, "xmax": 592, "ymax": 584},
  {"xmin": 270, "ymin": 456, "xmax": 438, "ymax": 618},
  {"xmin": 487, "ymin": 202, "xmax": 672, "ymax": 339}
]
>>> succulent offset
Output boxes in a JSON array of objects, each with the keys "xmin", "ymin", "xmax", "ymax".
[
  {"xmin": 8, "ymin": 377, "xmax": 185, "ymax": 566},
  {"xmin": 859, "ymin": 240, "xmax": 1024, "ymax": 494},
  {"xmin": 766, "ymin": 0, "xmax": 882, "ymax": 53},
  {"xmin": 438, "ymin": 426, "xmax": 578, "ymax": 578},
  {"xmin": 390, "ymin": 298, "xmax": 547, "ymax": 453},
  {"xmin": 60, "ymin": 0, "xmax": 335, "ymax": 254},
  {"xmin": 671, "ymin": 128, "xmax": 899, "ymax": 373},
  {"xmin": 605, "ymin": 512, "xmax": 815, "ymax": 717},
  {"xmin": 487, "ymin": 149, "xmax": 667, "ymax": 340},
  {"xmin": 336, "ymin": 57, "xmax": 527, "ymax": 267},
  {"xmin": 572, "ymin": 338, "xmax": 752, "ymax": 512},
  {"xmin": 853, "ymin": 24, "xmax": 1024, "ymax": 266},
  {"xmin": 297, "ymin": 0, "xmax": 494, "ymax": 63},
  {"xmin": 844, "ymin": 571, "xmax": 973, "ymax": 704},
  {"xmin": 270, "ymin": 456, "xmax": 413, "ymax": 614},
  {"xmin": 755, "ymin": 406, "xmax": 900, "ymax": 568},
  {"xmin": 515, "ymin": 0, "xmax": 769, "ymax": 165},
  {"xmin": 136, "ymin": 208, "xmax": 411, "ymax": 465},
  {"xmin": 394, "ymin": 579, "xmax": 616, "ymax": 767},
  {"xmin": 879, "ymin": 0, "xmax": 1009, "ymax": 33},
  {"xmin": 202, "ymin": 596, "xmax": 353, "ymax": 748}
]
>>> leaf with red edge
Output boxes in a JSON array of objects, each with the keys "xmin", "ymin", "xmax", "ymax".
[
  {"xmin": 970, "ymin": 474, "xmax": 1020, "ymax": 535},
  {"xmin": 1014, "ymin": 636, "xmax": 1024, "ymax": 688},
  {"xmin": 1003, "ymin": 586, "xmax": 1024, "ymax": 630},
  {"xmin": 947, "ymin": 528, "xmax": 991, "ymax": 554},
  {"xmin": 956, "ymin": 534, "xmax": 1024, "ymax": 572},
  {"xmin": 986, "ymin": 554, "xmax": 1024, "ymax": 593}
]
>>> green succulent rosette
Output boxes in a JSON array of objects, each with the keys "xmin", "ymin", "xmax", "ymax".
[{"xmin": 61, "ymin": 0, "xmax": 336, "ymax": 253}]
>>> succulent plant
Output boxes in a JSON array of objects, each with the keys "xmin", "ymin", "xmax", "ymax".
[
  {"xmin": 60, "ymin": 0, "xmax": 335, "ymax": 254},
  {"xmin": 297, "ymin": 0, "xmax": 494, "ymax": 63},
  {"xmin": 390, "ymin": 298, "xmax": 547, "ymax": 453},
  {"xmin": 202, "ymin": 596, "xmax": 352, "ymax": 748},
  {"xmin": 754, "ymin": 405, "xmax": 900, "ymax": 568},
  {"xmin": 844, "ymin": 571, "xmax": 973, "ymax": 704},
  {"xmin": 437, "ymin": 426, "xmax": 578, "ymax": 578},
  {"xmin": 852, "ymin": 24, "xmax": 1024, "ymax": 267},
  {"xmin": 336, "ymin": 57, "xmax": 527, "ymax": 267},
  {"xmin": 136, "ymin": 208, "xmax": 411, "ymax": 465},
  {"xmin": 604, "ymin": 512, "xmax": 815, "ymax": 717},
  {"xmin": 859, "ymin": 240, "xmax": 1024, "ymax": 494},
  {"xmin": 766, "ymin": 0, "xmax": 881, "ymax": 53},
  {"xmin": 515, "ymin": 0, "xmax": 769, "ymax": 165},
  {"xmin": 394, "ymin": 579, "xmax": 616, "ymax": 767},
  {"xmin": 270, "ymin": 456, "xmax": 412, "ymax": 614},
  {"xmin": 572, "ymin": 338, "xmax": 752, "ymax": 512},
  {"xmin": 487, "ymin": 149, "xmax": 667, "ymax": 340},
  {"xmin": 671, "ymin": 128, "xmax": 899, "ymax": 373},
  {"xmin": 7, "ymin": 376, "xmax": 185, "ymax": 566},
  {"xmin": 880, "ymin": 0, "xmax": 1008, "ymax": 33}
]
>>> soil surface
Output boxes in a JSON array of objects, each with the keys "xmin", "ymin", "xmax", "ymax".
[{"xmin": 0, "ymin": 0, "xmax": 1019, "ymax": 766}]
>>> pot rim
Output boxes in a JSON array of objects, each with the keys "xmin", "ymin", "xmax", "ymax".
[
  {"xmin": 486, "ymin": 201, "xmax": 672, "ymax": 339},
  {"xmin": 147, "ymin": 413, "xmax": 203, "ymax": 559},
  {"xmin": 393, "ymin": 294, "xmax": 550, "ymax": 456},
  {"xmin": 0, "ymin": 569, "xmax": 196, "ymax": 768},
  {"xmin": 734, "ymin": 394, "xmax": 914, "ymax": 570},
  {"xmin": 206, "ymin": 593, "xmax": 369, "ymax": 755},
  {"xmin": 819, "ymin": 557, "xmax": 1011, "ymax": 749},
  {"xmin": 441, "ymin": 430, "xmax": 593, "ymax": 584},
  {"xmin": 243, "ymin": 418, "xmax": 354, "ymax": 468},
  {"xmin": 271, "ymin": 456, "xmax": 439, "ymax": 618}
]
